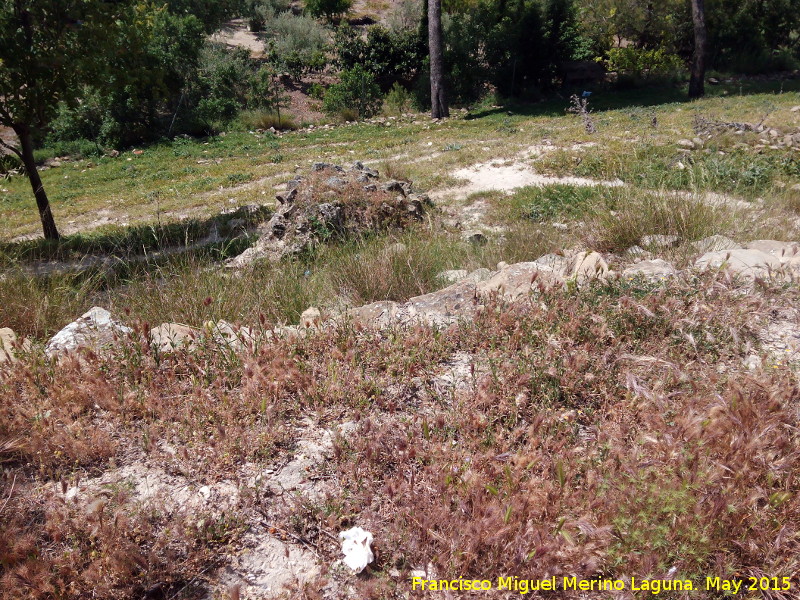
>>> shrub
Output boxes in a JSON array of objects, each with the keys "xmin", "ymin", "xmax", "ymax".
[
  {"xmin": 239, "ymin": 109, "xmax": 298, "ymax": 130},
  {"xmin": 383, "ymin": 82, "xmax": 412, "ymax": 114},
  {"xmin": 605, "ymin": 47, "xmax": 684, "ymax": 85},
  {"xmin": 334, "ymin": 24, "xmax": 424, "ymax": 91},
  {"xmin": 264, "ymin": 14, "xmax": 329, "ymax": 80},
  {"xmin": 323, "ymin": 66, "xmax": 383, "ymax": 120},
  {"xmin": 245, "ymin": 0, "xmax": 291, "ymax": 31},
  {"xmin": 305, "ymin": 0, "xmax": 352, "ymax": 20}
]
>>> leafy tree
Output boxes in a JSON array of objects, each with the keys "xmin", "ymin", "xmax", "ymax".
[
  {"xmin": 323, "ymin": 65, "xmax": 383, "ymax": 119},
  {"xmin": 335, "ymin": 23, "xmax": 424, "ymax": 90},
  {"xmin": 306, "ymin": 0, "xmax": 351, "ymax": 20},
  {"xmin": 0, "ymin": 0, "xmax": 127, "ymax": 240},
  {"xmin": 163, "ymin": 0, "xmax": 244, "ymax": 33}
]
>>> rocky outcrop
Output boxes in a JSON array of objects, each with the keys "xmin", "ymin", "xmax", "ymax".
[
  {"xmin": 694, "ymin": 248, "xmax": 782, "ymax": 278},
  {"xmin": 45, "ymin": 307, "xmax": 132, "ymax": 357},
  {"xmin": 227, "ymin": 162, "xmax": 431, "ymax": 268},
  {"xmin": 149, "ymin": 323, "xmax": 201, "ymax": 353},
  {"xmin": 623, "ymin": 258, "xmax": 677, "ymax": 279}
]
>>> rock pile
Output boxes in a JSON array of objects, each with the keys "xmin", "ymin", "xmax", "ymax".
[
  {"xmin": 227, "ymin": 162, "xmax": 432, "ymax": 268},
  {"xmin": 11, "ymin": 237, "xmax": 800, "ymax": 361}
]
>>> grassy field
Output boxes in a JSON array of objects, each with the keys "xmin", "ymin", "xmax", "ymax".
[{"xmin": 2, "ymin": 81, "xmax": 800, "ymax": 599}]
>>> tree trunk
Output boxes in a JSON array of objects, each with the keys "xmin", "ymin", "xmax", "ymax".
[
  {"xmin": 688, "ymin": 0, "xmax": 707, "ymax": 99},
  {"xmin": 14, "ymin": 124, "xmax": 60, "ymax": 240},
  {"xmin": 428, "ymin": 0, "xmax": 449, "ymax": 119}
]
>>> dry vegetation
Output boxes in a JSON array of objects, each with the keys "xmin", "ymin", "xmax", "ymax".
[
  {"xmin": 4, "ymin": 82, "xmax": 800, "ymax": 598},
  {"xmin": 2, "ymin": 273, "xmax": 800, "ymax": 598}
]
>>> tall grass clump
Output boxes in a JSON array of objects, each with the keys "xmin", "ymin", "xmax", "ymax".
[{"xmin": 585, "ymin": 189, "xmax": 729, "ymax": 253}]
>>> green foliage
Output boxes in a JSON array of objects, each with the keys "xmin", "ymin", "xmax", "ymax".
[
  {"xmin": 263, "ymin": 14, "xmax": 329, "ymax": 80},
  {"xmin": 245, "ymin": 0, "xmax": 292, "ymax": 31},
  {"xmin": 0, "ymin": 0, "xmax": 122, "ymax": 131},
  {"xmin": 384, "ymin": 82, "xmax": 413, "ymax": 114},
  {"xmin": 306, "ymin": 0, "xmax": 352, "ymax": 19},
  {"xmin": 335, "ymin": 24, "xmax": 425, "ymax": 91},
  {"xmin": 323, "ymin": 65, "xmax": 383, "ymax": 120},
  {"xmin": 163, "ymin": 0, "xmax": 244, "ymax": 32},
  {"xmin": 606, "ymin": 47, "xmax": 685, "ymax": 85}
]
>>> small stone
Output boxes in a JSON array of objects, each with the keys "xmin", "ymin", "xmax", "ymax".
[
  {"xmin": 677, "ymin": 139, "xmax": 695, "ymax": 149},
  {"xmin": 641, "ymin": 234, "xmax": 679, "ymax": 248},
  {"xmin": 692, "ymin": 235, "xmax": 741, "ymax": 253},
  {"xmin": 622, "ymin": 259, "xmax": 677, "ymax": 279},
  {"xmin": 300, "ymin": 307, "xmax": 322, "ymax": 329},
  {"xmin": 461, "ymin": 230, "xmax": 486, "ymax": 245}
]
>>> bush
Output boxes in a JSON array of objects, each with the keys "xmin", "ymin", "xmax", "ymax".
[
  {"xmin": 264, "ymin": 14, "xmax": 329, "ymax": 80},
  {"xmin": 239, "ymin": 109, "xmax": 297, "ymax": 130},
  {"xmin": 334, "ymin": 24, "xmax": 424, "ymax": 91},
  {"xmin": 383, "ymin": 82, "xmax": 413, "ymax": 114},
  {"xmin": 605, "ymin": 47, "xmax": 684, "ymax": 85},
  {"xmin": 323, "ymin": 66, "xmax": 383, "ymax": 120},
  {"xmin": 305, "ymin": 0, "xmax": 352, "ymax": 20},
  {"xmin": 245, "ymin": 0, "xmax": 291, "ymax": 31}
]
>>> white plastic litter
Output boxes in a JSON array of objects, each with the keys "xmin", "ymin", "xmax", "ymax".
[{"xmin": 338, "ymin": 526, "xmax": 374, "ymax": 573}]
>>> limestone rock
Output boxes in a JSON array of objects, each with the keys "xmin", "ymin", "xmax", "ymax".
[
  {"xmin": 437, "ymin": 268, "xmax": 493, "ymax": 285},
  {"xmin": 534, "ymin": 253, "xmax": 571, "ymax": 275},
  {"xmin": 641, "ymin": 234, "xmax": 679, "ymax": 249},
  {"xmin": 300, "ymin": 307, "xmax": 322, "ymax": 329},
  {"xmin": 694, "ymin": 248, "xmax": 781, "ymax": 278},
  {"xmin": 692, "ymin": 235, "xmax": 741, "ymax": 254},
  {"xmin": 437, "ymin": 269, "xmax": 469, "ymax": 285},
  {"xmin": 477, "ymin": 262, "xmax": 564, "ymax": 300},
  {"xmin": 623, "ymin": 259, "xmax": 677, "ymax": 279},
  {"xmin": 405, "ymin": 280, "xmax": 479, "ymax": 325},
  {"xmin": 344, "ymin": 301, "xmax": 400, "ymax": 328},
  {"xmin": 207, "ymin": 321, "xmax": 256, "ymax": 351},
  {"xmin": 744, "ymin": 240, "xmax": 800, "ymax": 263},
  {"xmin": 461, "ymin": 230, "xmax": 487, "ymax": 245},
  {"xmin": 0, "ymin": 328, "xmax": 27, "ymax": 363},
  {"xmin": 568, "ymin": 251, "xmax": 610, "ymax": 283},
  {"xmin": 150, "ymin": 323, "xmax": 201, "ymax": 353},
  {"xmin": 45, "ymin": 307, "xmax": 131, "ymax": 356}
]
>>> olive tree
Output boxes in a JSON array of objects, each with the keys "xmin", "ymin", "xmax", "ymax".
[{"xmin": 0, "ymin": 0, "xmax": 125, "ymax": 240}]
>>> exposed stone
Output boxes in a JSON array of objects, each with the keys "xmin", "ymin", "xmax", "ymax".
[
  {"xmin": 568, "ymin": 251, "xmax": 610, "ymax": 283},
  {"xmin": 477, "ymin": 262, "xmax": 564, "ymax": 300},
  {"xmin": 641, "ymin": 234, "xmax": 680, "ymax": 248},
  {"xmin": 325, "ymin": 176, "xmax": 347, "ymax": 189},
  {"xmin": 275, "ymin": 187, "xmax": 297, "ymax": 204},
  {"xmin": 677, "ymin": 139, "xmax": 695, "ymax": 149},
  {"xmin": 344, "ymin": 301, "xmax": 400, "ymax": 328},
  {"xmin": 437, "ymin": 268, "xmax": 493, "ymax": 285},
  {"xmin": 437, "ymin": 269, "xmax": 469, "ymax": 284},
  {"xmin": 534, "ymin": 253, "xmax": 571, "ymax": 275},
  {"xmin": 312, "ymin": 162, "xmax": 343, "ymax": 172},
  {"xmin": 622, "ymin": 259, "xmax": 677, "ymax": 279},
  {"xmin": 300, "ymin": 307, "xmax": 322, "ymax": 329},
  {"xmin": 45, "ymin": 307, "xmax": 132, "ymax": 356},
  {"xmin": 694, "ymin": 248, "xmax": 782, "ymax": 278},
  {"xmin": 404, "ymin": 280, "xmax": 480, "ymax": 326},
  {"xmin": 744, "ymin": 240, "xmax": 800, "ymax": 263},
  {"xmin": 0, "ymin": 328, "xmax": 27, "ymax": 363},
  {"xmin": 350, "ymin": 161, "xmax": 378, "ymax": 178},
  {"xmin": 692, "ymin": 235, "xmax": 741, "ymax": 253},
  {"xmin": 625, "ymin": 245, "xmax": 650, "ymax": 259},
  {"xmin": 461, "ymin": 230, "xmax": 487, "ymax": 245},
  {"xmin": 207, "ymin": 320, "xmax": 256, "ymax": 351},
  {"xmin": 150, "ymin": 323, "xmax": 201, "ymax": 353}
]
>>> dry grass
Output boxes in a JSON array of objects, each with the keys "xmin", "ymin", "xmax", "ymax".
[{"xmin": 2, "ymin": 274, "xmax": 799, "ymax": 597}]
